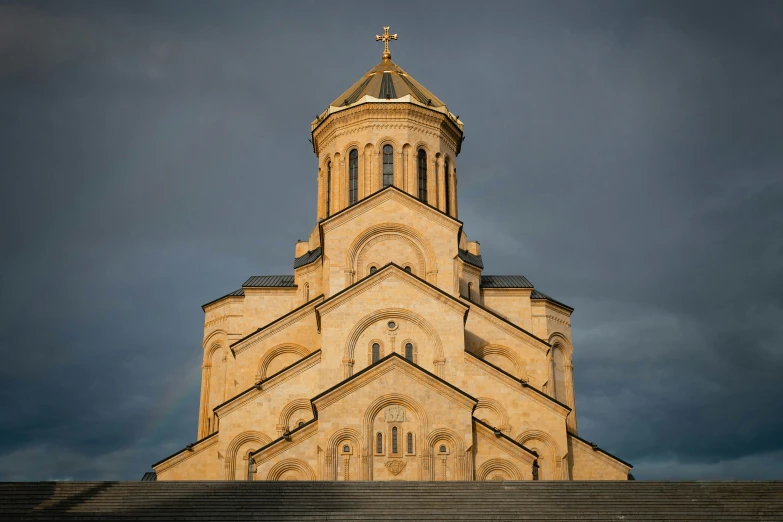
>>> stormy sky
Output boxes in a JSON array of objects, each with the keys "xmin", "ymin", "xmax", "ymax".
[{"xmin": 1, "ymin": 0, "xmax": 782, "ymax": 481}]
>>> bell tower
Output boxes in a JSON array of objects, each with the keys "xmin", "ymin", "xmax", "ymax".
[{"xmin": 310, "ymin": 28, "xmax": 464, "ymax": 221}]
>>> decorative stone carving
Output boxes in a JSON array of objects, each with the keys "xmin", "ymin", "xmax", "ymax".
[
  {"xmin": 385, "ymin": 405, "xmax": 405, "ymax": 422},
  {"xmin": 385, "ymin": 460, "xmax": 406, "ymax": 475}
]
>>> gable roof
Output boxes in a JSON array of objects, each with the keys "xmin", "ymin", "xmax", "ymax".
[
  {"xmin": 458, "ymin": 249, "xmax": 484, "ymax": 269},
  {"xmin": 315, "ymin": 262, "xmax": 469, "ymax": 323},
  {"xmin": 201, "ymin": 288, "xmax": 244, "ymax": 310},
  {"xmin": 311, "ymin": 351, "xmax": 477, "ymax": 413},
  {"xmin": 294, "ymin": 247, "xmax": 322, "ymax": 269},
  {"xmin": 230, "ymin": 295, "xmax": 324, "ymax": 351},
  {"xmin": 530, "ymin": 289, "xmax": 574, "ymax": 312},
  {"xmin": 481, "ymin": 275, "xmax": 533, "ymax": 289},
  {"xmin": 473, "ymin": 417, "xmax": 538, "ymax": 458},
  {"xmin": 319, "ymin": 185, "xmax": 462, "ymax": 230}
]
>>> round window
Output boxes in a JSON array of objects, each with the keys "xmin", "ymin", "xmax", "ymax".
[{"xmin": 387, "ymin": 321, "xmax": 396, "ymax": 329}]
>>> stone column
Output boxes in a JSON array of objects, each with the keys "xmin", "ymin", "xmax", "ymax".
[
  {"xmin": 394, "ymin": 150, "xmax": 404, "ymax": 189},
  {"xmin": 565, "ymin": 362, "xmax": 578, "ymax": 434},
  {"xmin": 197, "ymin": 363, "xmax": 211, "ymax": 439}
]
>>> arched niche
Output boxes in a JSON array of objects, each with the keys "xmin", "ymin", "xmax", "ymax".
[
  {"xmin": 224, "ymin": 431, "xmax": 272, "ymax": 480},
  {"xmin": 346, "ymin": 223, "xmax": 437, "ymax": 284}
]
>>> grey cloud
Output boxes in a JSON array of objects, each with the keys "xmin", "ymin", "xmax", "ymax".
[{"xmin": 1, "ymin": 0, "xmax": 781, "ymax": 480}]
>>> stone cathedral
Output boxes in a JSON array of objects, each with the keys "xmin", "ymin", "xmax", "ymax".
[{"xmin": 152, "ymin": 29, "xmax": 631, "ymax": 482}]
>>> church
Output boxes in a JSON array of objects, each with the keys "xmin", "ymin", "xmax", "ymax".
[{"xmin": 152, "ymin": 29, "xmax": 631, "ymax": 482}]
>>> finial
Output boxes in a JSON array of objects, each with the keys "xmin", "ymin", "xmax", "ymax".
[{"xmin": 375, "ymin": 26, "xmax": 398, "ymax": 60}]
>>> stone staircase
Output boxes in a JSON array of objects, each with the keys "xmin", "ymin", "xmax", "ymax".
[{"xmin": 1, "ymin": 481, "xmax": 781, "ymax": 521}]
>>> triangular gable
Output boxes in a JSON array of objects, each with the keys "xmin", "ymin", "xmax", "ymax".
[
  {"xmin": 463, "ymin": 297, "xmax": 550, "ymax": 353},
  {"xmin": 464, "ymin": 351, "xmax": 571, "ymax": 418},
  {"xmin": 230, "ymin": 295, "xmax": 324, "ymax": 356},
  {"xmin": 315, "ymin": 263, "xmax": 469, "ymax": 330},
  {"xmin": 474, "ymin": 418, "xmax": 538, "ymax": 462},
  {"xmin": 319, "ymin": 185, "xmax": 462, "ymax": 235},
  {"xmin": 312, "ymin": 352, "xmax": 477, "ymax": 415}
]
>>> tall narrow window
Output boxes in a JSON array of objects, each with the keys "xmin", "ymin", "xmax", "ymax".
[
  {"xmin": 392, "ymin": 427, "xmax": 398, "ymax": 454},
  {"xmin": 383, "ymin": 144, "xmax": 394, "ymax": 187},
  {"xmin": 349, "ymin": 149, "xmax": 358, "ymax": 205},
  {"xmin": 304, "ymin": 283, "xmax": 309, "ymax": 301},
  {"xmin": 417, "ymin": 149, "xmax": 427, "ymax": 202},
  {"xmin": 376, "ymin": 432, "xmax": 383, "ymax": 453},
  {"xmin": 326, "ymin": 161, "xmax": 332, "ymax": 217},
  {"xmin": 405, "ymin": 343, "xmax": 413, "ymax": 361},
  {"xmin": 444, "ymin": 157, "xmax": 450, "ymax": 215},
  {"xmin": 532, "ymin": 460, "xmax": 539, "ymax": 480},
  {"xmin": 407, "ymin": 432, "xmax": 414, "ymax": 453},
  {"xmin": 468, "ymin": 282, "xmax": 473, "ymax": 301},
  {"xmin": 372, "ymin": 343, "xmax": 380, "ymax": 363}
]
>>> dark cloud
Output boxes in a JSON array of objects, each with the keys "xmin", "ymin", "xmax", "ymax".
[{"xmin": 1, "ymin": 0, "xmax": 781, "ymax": 480}]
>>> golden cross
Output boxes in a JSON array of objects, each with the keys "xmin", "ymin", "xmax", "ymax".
[{"xmin": 375, "ymin": 26, "xmax": 398, "ymax": 60}]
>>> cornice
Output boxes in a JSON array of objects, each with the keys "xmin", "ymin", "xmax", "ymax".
[
  {"xmin": 312, "ymin": 102, "xmax": 462, "ymax": 155},
  {"xmin": 152, "ymin": 432, "xmax": 219, "ymax": 473},
  {"xmin": 464, "ymin": 352, "xmax": 571, "ymax": 418},
  {"xmin": 568, "ymin": 433, "xmax": 632, "ymax": 471},
  {"xmin": 315, "ymin": 263, "xmax": 468, "ymax": 319},
  {"xmin": 463, "ymin": 298, "xmax": 550, "ymax": 353},
  {"xmin": 214, "ymin": 351, "xmax": 321, "ymax": 418},
  {"xmin": 202, "ymin": 295, "xmax": 243, "ymax": 314},
  {"xmin": 320, "ymin": 186, "xmax": 462, "ymax": 235},
  {"xmin": 250, "ymin": 420, "xmax": 319, "ymax": 465},
  {"xmin": 312, "ymin": 353, "xmax": 477, "ymax": 414},
  {"xmin": 474, "ymin": 418, "xmax": 537, "ymax": 462},
  {"xmin": 230, "ymin": 296, "xmax": 324, "ymax": 355}
]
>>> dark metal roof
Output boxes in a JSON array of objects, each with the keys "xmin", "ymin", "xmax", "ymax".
[
  {"xmin": 243, "ymin": 275, "xmax": 295, "ymax": 287},
  {"xmin": 379, "ymin": 72, "xmax": 397, "ymax": 99},
  {"xmin": 201, "ymin": 288, "xmax": 244, "ymax": 309},
  {"xmin": 531, "ymin": 289, "xmax": 574, "ymax": 312},
  {"xmin": 140, "ymin": 472, "xmax": 157, "ymax": 481},
  {"xmin": 458, "ymin": 249, "xmax": 484, "ymax": 269},
  {"xmin": 480, "ymin": 275, "xmax": 533, "ymax": 288},
  {"xmin": 294, "ymin": 247, "xmax": 322, "ymax": 269}
]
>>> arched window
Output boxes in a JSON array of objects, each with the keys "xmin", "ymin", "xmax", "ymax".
[
  {"xmin": 405, "ymin": 343, "xmax": 413, "ymax": 361},
  {"xmin": 349, "ymin": 149, "xmax": 358, "ymax": 205},
  {"xmin": 369, "ymin": 266, "xmax": 377, "ymax": 275},
  {"xmin": 407, "ymin": 432, "xmax": 414, "ymax": 454},
  {"xmin": 383, "ymin": 144, "xmax": 394, "ymax": 187},
  {"xmin": 372, "ymin": 343, "xmax": 380, "ymax": 363},
  {"xmin": 404, "ymin": 266, "xmax": 411, "ymax": 273},
  {"xmin": 392, "ymin": 427, "xmax": 398, "ymax": 454},
  {"xmin": 417, "ymin": 149, "xmax": 427, "ymax": 202},
  {"xmin": 376, "ymin": 432, "xmax": 383, "ymax": 454},
  {"xmin": 326, "ymin": 161, "xmax": 332, "ymax": 217},
  {"xmin": 444, "ymin": 157, "xmax": 450, "ymax": 215},
  {"xmin": 439, "ymin": 444, "xmax": 447, "ymax": 453}
]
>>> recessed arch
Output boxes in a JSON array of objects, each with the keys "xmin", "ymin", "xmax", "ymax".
[
  {"xmin": 326, "ymin": 427, "xmax": 364, "ymax": 480},
  {"xmin": 476, "ymin": 458, "xmax": 523, "ymax": 481},
  {"xmin": 224, "ymin": 431, "xmax": 272, "ymax": 480},
  {"xmin": 471, "ymin": 344, "xmax": 526, "ymax": 379},
  {"xmin": 266, "ymin": 458, "xmax": 316, "ymax": 481},
  {"xmin": 278, "ymin": 398, "xmax": 313, "ymax": 432},
  {"xmin": 256, "ymin": 344, "xmax": 310, "ymax": 380},
  {"xmin": 474, "ymin": 398, "xmax": 510, "ymax": 431},
  {"xmin": 346, "ymin": 222, "xmax": 436, "ymax": 283},
  {"xmin": 343, "ymin": 308, "xmax": 444, "ymax": 375},
  {"xmin": 516, "ymin": 429, "xmax": 562, "ymax": 481}
]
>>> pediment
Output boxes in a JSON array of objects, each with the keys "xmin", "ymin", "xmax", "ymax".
[
  {"xmin": 315, "ymin": 263, "xmax": 468, "ymax": 326},
  {"xmin": 320, "ymin": 185, "xmax": 461, "ymax": 236},
  {"xmin": 312, "ymin": 352, "xmax": 477, "ymax": 415}
]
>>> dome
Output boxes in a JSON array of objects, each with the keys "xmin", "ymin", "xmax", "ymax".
[{"xmin": 329, "ymin": 58, "xmax": 447, "ymax": 109}]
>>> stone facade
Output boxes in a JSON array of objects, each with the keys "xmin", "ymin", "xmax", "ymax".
[{"xmin": 152, "ymin": 43, "xmax": 631, "ymax": 481}]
